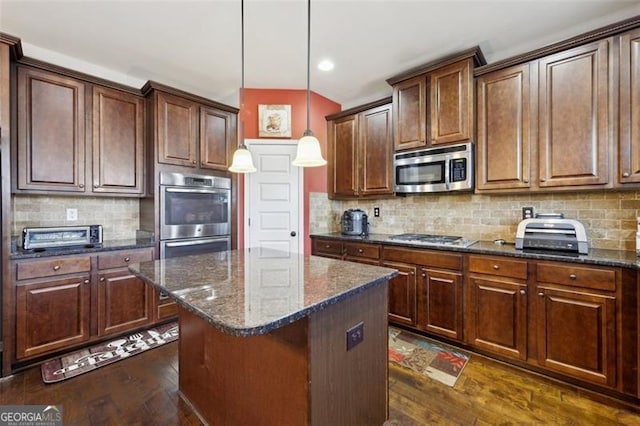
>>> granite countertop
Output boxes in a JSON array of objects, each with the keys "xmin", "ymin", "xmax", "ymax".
[
  {"xmin": 129, "ymin": 248, "xmax": 398, "ymax": 337},
  {"xmin": 311, "ymin": 232, "xmax": 640, "ymax": 269},
  {"xmin": 10, "ymin": 236, "xmax": 156, "ymax": 259}
]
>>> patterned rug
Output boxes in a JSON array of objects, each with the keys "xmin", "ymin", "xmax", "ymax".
[
  {"xmin": 389, "ymin": 327, "xmax": 470, "ymax": 387},
  {"xmin": 41, "ymin": 322, "xmax": 179, "ymax": 383}
]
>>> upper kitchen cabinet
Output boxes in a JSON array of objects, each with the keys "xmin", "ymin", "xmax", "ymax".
[
  {"xmin": 15, "ymin": 63, "xmax": 146, "ymax": 196},
  {"xmin": 16, "ymin": 66, "xmax": 86, "ymax": 193},
  {"xmin": 327, "ymin": 99, "xmax": 393, "ymax": 199},
  {"xmin": 92, "ymin": 85, "xmax": 145, "ymax": 195},
  {"xmin": 618, "ymin": 27, "xmax": 640, "ymax": 185},
  {"xmin": 387, "ymin": 47, "xmax": 486, "ymax": 151},
  {"xmin": 144, "ymin": 82, "xmax": 237, "ymax": 173},
  {"xmin": 538, "ymin": 39, "xmax": 610, "ymax": 188}
]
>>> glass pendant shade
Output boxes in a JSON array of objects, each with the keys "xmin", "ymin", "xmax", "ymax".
[
  {"xmin": 228, "ymin": 143, "xmax": 256, "ymax": 173},
  {"xmin": 292, "ymin": 131, "xmax": 327, "ymax": 167}
]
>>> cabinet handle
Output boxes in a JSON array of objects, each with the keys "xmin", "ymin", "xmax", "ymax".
[
  {"xmin": 569, "ymin": 274, "xmax": 577, "ymax": 280},
  {"xmin": 325, "ymin": 244, "xmax": 331, "ymax": 249},
  {"xmin": 538, "ymin": 292, "xmax": 544, "ymax": 297},
  {"xmin": 79, "ymin": 183, "xmax": 85, "ymax": 188},
  {"xmin": 520, "ymin": 289, "xmax": 526, "ymax": 295},
  {"xmin": 124, "ymin": 257, "xmax": 130, "ymax": 262},
  {"xmin": 192, "ymin": 160, "xmax": 196, "ymax": 164},
  {"xmin": 53, "ymin": 265, "xmax": 60, "ymax": 271},
  {"xmin": 410, "ymin": 271, "xmax": 415, "ymax": 275},
  {"xmin": 421, "ymin": 273, "xmax": 426, "ymax": 278},
  {"xmin": 100, "ymin": 277, "xmax": 105, "ymax": 282},
  {"xmin": 623, "ymin": 172, "xmax": 630, "ymax": 177},
  {"xmin": 523, "ymin": 179, "xmax": 529, "ymax": 183},
  {"xmin": 358, "ymin": 249, "xmax": 363, "ymax": 253},
  {"xmin": 493, "ymin": 264, "xmax": 500, "ymax": 270},
  {"xmin": 539, "ymin": 178, "xmax": 546, "ymax": 182},
  {"xmin": 84, "ymin": 279, "xmax": 90, "ymax": 284},
  {"xmin": 94, "ymin": 184, "xmax": 99, "ymax": 188}
]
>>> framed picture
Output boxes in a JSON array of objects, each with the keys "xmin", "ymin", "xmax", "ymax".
[{"xmin": 258, "ymin": 104, "xmax": 292, "ymax": 138}]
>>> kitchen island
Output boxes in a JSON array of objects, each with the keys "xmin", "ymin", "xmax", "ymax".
[{"xmin": 129, "ymin": 248, "xmax": 398, "ymax": 425}]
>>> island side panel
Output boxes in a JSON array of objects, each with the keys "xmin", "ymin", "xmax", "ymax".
[
  {"xmin": 178, "ymin": 307, "xmax": 311, "ymax": 424},
  {"xmin": 309, "ymin": 281, "xmax": 389, "ymax": 425}
]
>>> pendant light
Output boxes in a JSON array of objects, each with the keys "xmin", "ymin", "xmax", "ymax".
[
  {"xmin": 228, "ymin": 0, "xmax": 256, "ymax": 173},
  {"xmin": 292, "ymin": 0, "xmax": 327, "ymax": 167}
]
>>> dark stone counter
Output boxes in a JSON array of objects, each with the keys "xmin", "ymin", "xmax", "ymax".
[
  {"xmin": 10, "ymin": 234, "xmax": 155, "ymax": 259},
  {"xmin": 129, "ymin": 248, "xmax": 398, "ymax": 337},
  {"xmin": 311, "ymin": 232, "xmax": 640, "ymax": 269}
]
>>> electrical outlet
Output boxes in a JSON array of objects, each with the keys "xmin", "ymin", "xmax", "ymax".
[
  {"xmin": 373, "ymin": 207, "xmax": 380, "ymax": 217},
  {"xmin": 346, "ymin": 322, "xmax": 364, "ymax": 351},
  {"xmin": 522, "ymin": 207, "xmax": 534, "ymax": 220},
  {"xmin": 66, "ymin": 208, "xmax": 78, "ymax": 221}
]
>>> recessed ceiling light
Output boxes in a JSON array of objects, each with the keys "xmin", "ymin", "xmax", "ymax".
[{"xmin": 318, "ymin": 60, "xmax": 334, "ymax": 71}]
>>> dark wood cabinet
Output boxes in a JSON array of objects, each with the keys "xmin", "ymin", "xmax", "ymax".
[
  {"xmin": 467, "ymin": 255, "xmax": 528, "ymax": 360},
  {"xmin": 418, "ymin": 268, "xmax": 463, "ymax": 340},
  {"xmin": 538, "ymin": 39, "xmax": 610, "ymax": 188},
  {"xmin": 534, "ymin": 262, "xmax": 617, "ymax": 387},
  {"xmin": 16, "ymin": 65, "xmax": 146, "ymax": 196},
  {"xmin": 476, "ymin": 63, "xmax": 533, "ymax": 191},
  {"xmin": 619, "ymin": 28, "xmax": 640, "ymax": 184},
  {"xmin": 92, "ymin": 85, "xmax": 145, "ymax": 195},
  {"xmin": 17, "ymin": 66, "xmax": 86, "ymax": 192},
  {"xmin": 312, "ymin": 238, "xmax": 344, "ymax": 259},
  {"xmin": 392, "ymin": 76, "xmax": 427, "ymax": 150},
  {"xmin": 327, "ymin": 100, "xmax": 393, "ymax": 199},
  {"xmin": 96, "ymin": 248, "xmax": 154, "ymax": 336},
  {"xmin": 156, "ymin": 91, "xmax": 198, "ymax": 167},
  {"xmin": 429, "ymin": 58, "xmax": 473, "ymax": 145},
  {"xmin": 383, "ymin": 262, "xmax": 417, "ymax": 326},
  {"xmin": 200, "ymin": 106, "xmax": 233, "ymax": 171}
]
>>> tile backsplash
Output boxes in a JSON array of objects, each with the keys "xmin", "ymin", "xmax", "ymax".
[
  {"xmin": 12, "ymin": 195, "xmax": 140, "ymax": 241},
  {"xmin": 310, "ymin": 190, "xmax": 640, "ymax": 251}
]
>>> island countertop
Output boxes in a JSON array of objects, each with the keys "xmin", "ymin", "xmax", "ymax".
[{"xmin": 129, "ymin": 248, "xmax": 398, "ymax": 337}]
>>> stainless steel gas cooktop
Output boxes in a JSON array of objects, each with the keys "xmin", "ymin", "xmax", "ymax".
[{"xmin": 389, "ymin": 233, "xmax": 477, "ymax": 248}]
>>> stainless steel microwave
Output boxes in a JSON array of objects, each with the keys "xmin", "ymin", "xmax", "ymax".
[{"xmin": 394, "ymin": 142, "xmax": 474, "ymax": 194}]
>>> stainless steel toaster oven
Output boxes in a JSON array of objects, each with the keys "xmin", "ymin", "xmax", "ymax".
[{"xmin": 22, "ymin": 225, "xmax": 103, "ymax": 251}]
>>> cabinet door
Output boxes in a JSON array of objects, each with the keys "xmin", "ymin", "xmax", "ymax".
[
  {"xmin": 359, "ymin": 104, "xmax": 394, "ymax": 196},
  {"xmin": 156, "ymin": 91, "xmax": 198, "ymax": 167},
  {"xmin": 15, "ymin": 275, "xmax": 91, "ymax": 359},
  {"xmin": 535, "ymin": 285, "xmax": 616, "ymax": 387},
  {"xmin": 538, "ymin": 39, "xmax": 610, "ymax": 188},
  {"xmin": 200, "ymin": 106, "xmax": 233, "ymax": 171},
  {"xmin": 17, "ymin": 67, "xmax": 86, "ymax": 192},
  {"xmin": 392, "ymin": 75, "xmax": 427, "ymax": 150},
  {"xmin": 328, "ymin": 115, "xmax": 358, "ymax": 198},
  {"xmin": 619, "ymin": 28, "xmax": 640, "ymax": 184},
  {"xmin": 430, "ymin": 59, "xmax": 472, "ymax": 145},
  {"xmin": 476, "ymin": 63, "xmax": 532, "ymax": 191},
  {"xmin": 384, "ymin": 262, "xmax": 417, "ymax": 326},
  {"xmin": 92, "ymin": 86, "xmax": 145, "ymax": 195},
  {"xmin": 467, "ymin": 276, "xmax": 527, "ymax": 360},
  {"xmin": 97, "ymin": 270, "xmax": 153, "ymax": 336},
  {"xmin": 418, "ymin": 268, "xmax": 463, "ymax": 341}
]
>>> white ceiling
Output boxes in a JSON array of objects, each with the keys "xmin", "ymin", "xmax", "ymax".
[{"xmin": 1, "ymin": 0, "xmax": 640, "ymax": 109}]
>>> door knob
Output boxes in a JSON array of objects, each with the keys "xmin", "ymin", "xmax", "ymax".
[{"xmin": 290, "ymin": 231, "xmax": 297, "ymax": 237}]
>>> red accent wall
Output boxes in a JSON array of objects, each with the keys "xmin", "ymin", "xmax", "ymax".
[{"xmin": 237, "ymin": 88, "xmax": 341, "ymax": 254}]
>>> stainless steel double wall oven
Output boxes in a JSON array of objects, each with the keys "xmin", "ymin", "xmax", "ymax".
[{"xmin": 159, "ymin": 172, "xmax": 231, "ymax": 258}]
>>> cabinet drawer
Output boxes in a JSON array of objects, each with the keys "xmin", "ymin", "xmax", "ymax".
[
  {"xmin": 158, "ymin": 301, "xmax": 179, "ymax": 320},
  {"xmin": 98, "ymin": 248, "xmax": 154, "ymax": 270},
  {"xmin": 383, "ymin": 246, "xmax": 462, "ymax": 270},
  {"xmin": 468, "ymin": 255, "xmax": 528, "ymax": 280},
  {"xmin": 16, "ymin": 256, "xmax": 91, "ymax": 280},
  {"xmin": 313, "ymin": 239, "xmax": 343, "ymax": 257},
  {"xmin": 536, "ymin": 263, "xmax": 616, "ymax": 291},
  {"xmin": 344, "ymin": 242, "xmax": 380, "ymax": 260}
]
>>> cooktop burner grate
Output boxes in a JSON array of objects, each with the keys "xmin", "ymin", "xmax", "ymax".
[{"xmin": 389, "ymin": 233, "xmax": 476, "ymax": 247}]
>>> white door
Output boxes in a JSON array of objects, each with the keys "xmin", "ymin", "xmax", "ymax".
[{"xmin": 244, "ymin": 140, "xmax": 303, "ymax": 253}]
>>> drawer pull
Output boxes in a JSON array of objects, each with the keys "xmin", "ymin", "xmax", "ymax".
[
  {"xmin": 84, "ymin": 279, "xmax": 90, "ymax": 284},
  {"xmin": 519, "ymin": 289, "xmax": 526, "ymax": 295},
  {"xmin": 100, "ymin": 277, "xmax": 105, "ymax": 282},
  {"xmin": 358, "ymin": 249, "xmax": 363, "ymax": 253},
  {"xmin": 53, "ymin": 265, "xmax": 60, "ymax": 271},
  {"xmin": 421, "ymin": 273, "xmax": 426, "ymax": 278},
  {"xmin": 493, "ymin": 264, "xmax": 500, "ymax": 270},
  {"xmin": 325, "ymin": 244, "xmax": 331, "ymax": 249},
  {"xmin": 410, "ymin": 271, "xmax": 415, "ymax": 275},
  {"xmin": 569, "ymin": 274, "xmax": 577, "ymax": 280},
  {"xmin": 124, "ymin": 257, "xmax": 131, "ymax": 262},
  {"xmin": 538, "ymin": 292, "xmax": 544, "ymax": 297},
  {"xmin": 623, "ymin": 172, "xmax": 630, "ymax": 177}
]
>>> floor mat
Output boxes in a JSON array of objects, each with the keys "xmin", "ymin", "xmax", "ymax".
[
  {"xmin": 41, "ymin": 321, "xmax": 178, "ymax": 383},
  {"xmin": 389, "ymin": 327, "xmax": 470, "ymax": 387}
]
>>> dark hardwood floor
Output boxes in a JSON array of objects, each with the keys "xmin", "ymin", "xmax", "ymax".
[{"xmin": 1, "ymin": 341, "xmax": 639, "ymax": 425}]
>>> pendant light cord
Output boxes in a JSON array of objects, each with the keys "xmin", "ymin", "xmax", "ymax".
[
  {"xmin": 305, "ymin": 0, "xmax": 312, "ymax": 136},
  {"xmin": 239, "ymin": 0, "xmax": 246, "ymax": 148}
]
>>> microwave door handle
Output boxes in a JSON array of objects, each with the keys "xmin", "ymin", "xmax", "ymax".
[
  {"xmin": 165, "ymin": 188, "xmax": 227, "ymax": 194},
  {"xmin": 445, "ymin": 156, "xmax": 451, "ymax": 190},
  {"xmin": 164, "ymin": 238, "xmax": 229, "ymax": 248}
]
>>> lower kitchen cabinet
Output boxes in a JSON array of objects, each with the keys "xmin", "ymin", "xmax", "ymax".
[
  {"xmin": 419, "ymin": 268, "xmax": 463, "ymax": 340},
  {"xmin": 467, "ymin": 255, "xmax": 528, "ymax": 360},
  {"xmin": 16, "ymin": 274, "xmax": 91, "ymax": 359},
  {"xmin": 383, "ymin": 262, "xmax": 417, "ymax": 326},
  {"xmin": 97, "ymin": 248, "xmax": 155, "ymax": 336}
]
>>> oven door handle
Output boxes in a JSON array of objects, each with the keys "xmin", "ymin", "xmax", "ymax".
[
  {"xmin": 165, "ymin": 187, "xmax": 228, "ymax": 194},
  {"xmin": 164, "ymin": 238, "xmax": 229, "ymax": 247}
]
